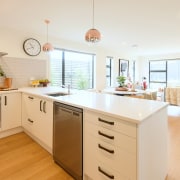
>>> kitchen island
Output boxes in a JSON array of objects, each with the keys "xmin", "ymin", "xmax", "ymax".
[
  {"xmin": 20, "ymin": 86, "xmax": 167, "ymax": 124},
  {"xmin": 18, "ymin": 87, "xmax": 168, "ymax": 180}
]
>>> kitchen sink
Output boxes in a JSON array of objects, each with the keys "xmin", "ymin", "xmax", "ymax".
[{"xmin": 45, "ymin": 92, "xmax": 69, "ymax": 97}]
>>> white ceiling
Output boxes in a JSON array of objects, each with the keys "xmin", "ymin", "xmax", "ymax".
[{"xmin": 1, "ymin": 0, "xmax": 180, "ymax": 56}]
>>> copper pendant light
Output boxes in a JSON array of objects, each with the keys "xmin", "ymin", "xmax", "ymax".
[
  {"xmin": 42, "ymin": 19, "xmax": 53, "ymax": 52},
  {"xmin": 85, "ymin": 0, "xmax": 101, "ymax": 43}
]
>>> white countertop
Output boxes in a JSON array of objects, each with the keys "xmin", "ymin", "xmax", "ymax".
[{"xmin": 19, "ymin": 86, "xmax": 168, "ymax": 124}]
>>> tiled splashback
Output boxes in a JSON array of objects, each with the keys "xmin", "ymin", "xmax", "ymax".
[{"xmin": 0, "ymin": 57, "xmax": 47, "ymax": 88}]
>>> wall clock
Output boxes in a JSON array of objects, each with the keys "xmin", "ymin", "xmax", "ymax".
[{"xmin": 23, "ymin": 38, "xmax": 41, "ymax": 56}]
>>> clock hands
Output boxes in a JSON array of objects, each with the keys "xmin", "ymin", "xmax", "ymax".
[
  {"xmin": 29, "ymin": 43, "xmax": 34, "ymax": 48},
  {"xmin": 26, "ymin": 46, "xmax": 34, "ymax": 50},
  {"xmin": 23, "ymin": 38, "xmax": 41, "ymax": 56}
]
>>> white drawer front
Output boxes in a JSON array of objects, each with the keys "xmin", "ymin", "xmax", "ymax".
[
  {"xmin": 85, "ymin": 132, "xmax": 136, "ymax": 179},
  {"xmin": 85, "ymin": 111, "xmax": 137, "ymax": 138},
  {"xmin": 85, "ymin": 157, "xmax": 136, "ymax": 180},
  {"xmin": 22, "ymin": 116, "xmax": 34, "ymax": 132},
  {"xmin": 97, "ymin": 141, "xmax": 136, "ymax": 179},
  {"xmin": 85, "ymin": 121, "xmax": 136, "ymax": 155}
]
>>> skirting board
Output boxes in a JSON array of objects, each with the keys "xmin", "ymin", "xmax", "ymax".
[{"xmin": 0, "ymin": 126, "xmax": 23, "ymax": 138}]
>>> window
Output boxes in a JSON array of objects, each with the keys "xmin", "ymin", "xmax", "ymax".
[
  {"xmin": 149, "ymin": 60, "xmax": 167, "ymax": 89},
  {"xmin": 49, "ymin": 48, "xmax": 94, "ymax": 89},
  {"xmin": 149, "ymin": 59, "xmax": 180, "ymax": 89},
  {"xmin": 106, "ymin": 56, "xmax": 113, "ymax": 87}
]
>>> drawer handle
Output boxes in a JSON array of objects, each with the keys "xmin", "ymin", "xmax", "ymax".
[
  {"xmin": 98, "ymin": 118, "xmax": 114, "ymax": 125},
  {"xmin": 98, "ymin": 144, "xmax": 114, "ymax": 154},
  {"xmin": 40, "ymin": 100, "xmax": 43, "ymax": 112},
  {"xmin": 28, "ymin": 118, "xmax": 34, "ymax": 123},
  {"xmin": 4, "ymin": 96, "xmax": 7, "ymax": 106},
  {"xmin": 43, "ymin": 101, "xmax": 46, "ymax": 113},
  {"xmin": 28, "ymin": 96, "xmax": 34, "ymax": 100},
  {"xmin": 98, "ymin": 166, "xmax": 114, "ymax": 179},
  {"xmin": 98, "ymin": 131, "xmax": 114, "ymax": 140}
]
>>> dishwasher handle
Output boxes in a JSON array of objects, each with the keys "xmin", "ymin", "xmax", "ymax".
[
  {"xmin": 61, "ymin": 108, "xmax": 82, "ymax": 117},
  {"xmin": 61, "ymin": 107, "xmax": 72, "ymax": 114}
]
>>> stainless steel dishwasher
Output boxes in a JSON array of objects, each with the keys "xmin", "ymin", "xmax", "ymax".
[{"xmin": 53, "ymin": 102, "xmax": 83, "ymax": 180}]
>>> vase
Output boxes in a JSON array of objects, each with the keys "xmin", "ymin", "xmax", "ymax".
[
  {"xmin": 115, "ymin": 86, "xmax": 128, "ymax": 91},
  {"xmin": 4, "ymin": 78, "xmax": 12, "ymax": 88}
]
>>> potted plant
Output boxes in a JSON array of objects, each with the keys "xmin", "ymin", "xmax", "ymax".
[
  {"xmin": 0, "ymin": 66, "xmax": 5, "ymax": 77},
  {"xmin": 0, "ymin": 65, "xmax": 6, "ymax": 87},
  {"xmin": 117, "ymin": 76, "xmax": 126, "ymax": 87},
  {"xmin": 116, "ymin": 76, "xmax": 127, "ymax": 91}
]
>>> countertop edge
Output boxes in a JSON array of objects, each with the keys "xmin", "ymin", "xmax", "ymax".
[{"xmin": 19, "ymin": 87, "xmax": 169, "ymax": 124}]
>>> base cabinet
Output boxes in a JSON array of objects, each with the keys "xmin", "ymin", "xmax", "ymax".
[
  {"xmin": 22, "ymin": 93, "xmax": 53, "ymax": 151},
  {"xmin": 1, "ymin": 92, "xmax": 21, "ymax": 131},
  {"xmin": 84, "ymin": 110, "xmax": 137, "ymax": 180},
  {"xmin": 84, "ymin": 107, "xmax": 168, "ymax": 180}
]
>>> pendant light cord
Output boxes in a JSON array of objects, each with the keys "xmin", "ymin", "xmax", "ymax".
[
  {"xmin": 45, "ymin": 19, "xmax": 50, "ymax": 43},
  {"xmin": 85, "ymin": 0, "xmax": 101, "ymax": 43},
  {"xmin": 92, "ymin": 0, "xmax": 94, "ymax": 28},
  {"xmin": 43, "ymin": 19, "xmax": 53, "ymax": 51},
  {"xmin": 46, "ymin": 23, "xmax": 48, "ymax": 42}
]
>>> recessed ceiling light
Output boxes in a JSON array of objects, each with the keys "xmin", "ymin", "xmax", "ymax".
[{"xmin": 131, "ymin": 44, "xmax": 138, "ymax": 48}]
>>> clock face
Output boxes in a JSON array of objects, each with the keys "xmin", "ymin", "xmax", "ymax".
[{"xmin": 23, "ymin": 38, "xmax": 41, "ymax": 56}]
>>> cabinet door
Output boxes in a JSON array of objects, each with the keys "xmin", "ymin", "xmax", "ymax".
[
  {"xmin": 1, "ymin": 92, "xmax": 21, "ymax": 131},
  {"xmin": 22, "ymin": 93, "xmax": 53, "ymax": 149},
  {"xmin": 34, "ymin": 99, "xmax": 53, "ymax": 149},
  {"xmin": 21, "ymin": 93, "xmax": 39, "ymax": 133}
]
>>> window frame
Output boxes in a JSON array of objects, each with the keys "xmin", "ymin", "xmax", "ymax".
[
  {"xmin": 106, "ymin": 56, "xmax": 113, "ymax": 87},
  {"xmin": 50, "ymin": 48, "xmax": 95, "ymax": 89},
  {"xmin": 148, "ymin": 59, "xmax": 176, "ymax": 89},
  {"xmin": 149, "ymin": 60, "xmax": 167, "ymax": 84}
]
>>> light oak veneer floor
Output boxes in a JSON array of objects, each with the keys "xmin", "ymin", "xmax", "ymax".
[
  {"xmin": 166, "ymin": 105, "xmax": 180, "ymax": 180},
  {"xmin": 0, "ymin": 105, "xmax": 179, "ymax": 180},
  {"xmin": 0, "ymin": 132, "xmax": 74, "ymax": 180}
]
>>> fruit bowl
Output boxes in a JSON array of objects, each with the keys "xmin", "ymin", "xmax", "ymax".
[{"xmin": 39, "ymin": 79, "xmax": 50, "ymax": 87}]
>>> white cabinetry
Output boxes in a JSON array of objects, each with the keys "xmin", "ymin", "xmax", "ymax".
[
  {"xmin": 1, "ymin": 92, "xmax": 21, "ymax": 131},
  {"xmin": 84, "ymin": 110, "xmax": 137, "ymax": 180},
  {"xmin": 84, "ymin": 107, "xmax": 168, "ymax": 180},
  {"xmin": 22, "ymin": 93, "xmax": 53, "ymax": 152}
]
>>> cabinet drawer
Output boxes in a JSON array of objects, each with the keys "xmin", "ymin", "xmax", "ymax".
[
  {"xmin": 85, "ymin": 132, "xmax": 136, "ymax": 179},
  {"xmin": 85, "ymin": 121, "xmax": 136, "ymax": 155},
  {"xmin": 22, "ymin": 117, "xmax": 35, "ymax": 133},
  {"xmin": 85, "ymin": 110, "xmax": 137, "ymax": 138},
  {"xmin": 85, "ymin": 157, "xmax": 135, "ymax": 180},
  {"xmin": 22, "ymin": 94, "xmax": 38, "ymax": 120}
]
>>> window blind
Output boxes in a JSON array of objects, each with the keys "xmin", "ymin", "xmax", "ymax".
[{"xmin": 50, "ymin": 49, "xmax": 94, "ymax": 89}]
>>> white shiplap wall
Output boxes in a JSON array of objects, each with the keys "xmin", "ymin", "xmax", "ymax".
[{"xmin": 0, "ymin": 57, "xmax": 47, "ymax": 88}]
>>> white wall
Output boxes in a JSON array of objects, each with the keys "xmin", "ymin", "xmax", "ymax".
[
  {"xmin": 0, "ymin": 57, "xmax": 47, "ymax": 88},
  {"xmin": 136, "ymin": 57, "xmax": 149, "ymax": 81},
  {"xmin": 0, "ymin": 27, "xmax": 131, "ymax": 90},
  {"xmin": 142, "ymin": 53, "xmax": 180, "ymax": 60}
]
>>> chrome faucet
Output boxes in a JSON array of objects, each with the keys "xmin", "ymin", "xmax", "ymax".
[
  {"xmin": 62, "ymin": 84, "xmax": 71, "ymax": 95},
  {"xmin": 67, "ymin": 84, "xmax": 70, "ymax": 95}
]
